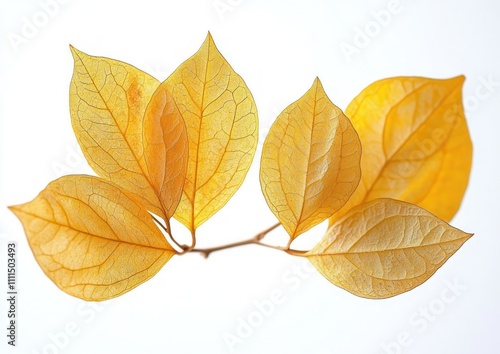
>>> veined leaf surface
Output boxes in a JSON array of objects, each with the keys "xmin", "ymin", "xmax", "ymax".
[
  {"xmin": 164, "ymin": 33, "xmax": 258, "ymax": 232},
  {"xmin": 9, "ymin": 175, "xmax": 175, "ymax": 301},
  {"xmin": 260, "ymin": 78, "xmax": 361, "ymax": 239},
  {"xmin": 142, "ymin": 85, "xmax": 188, "ymax": 222},
  {"xmin": 330, "ymin": 76, "xmax": 472, "ymax": 225},
  {"xmin": 69, "ymin": 47, "xmax": 173, "ymax": 220},
  {"xmin": 309, "ymin": 198, "xmax": 472, "ymax": 298}
]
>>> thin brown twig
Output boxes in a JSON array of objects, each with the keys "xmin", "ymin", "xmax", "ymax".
[
  {"xmin": 180, "ymin": 230, "xmax": 197, "ymax": 253},
  {"xmin": 151, "ymin": 214, "xmax": 185, "ymax": 252},
  {"xmin": 190, "ymin": 222, "xmax": 280, "ymax": 258},
  {"xmin": 189, "ymin": 222, "xmax": 307, "ymax": 258}
]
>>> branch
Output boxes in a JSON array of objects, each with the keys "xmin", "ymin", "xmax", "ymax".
[
  {"xmin": 180, "ymin": 230, "xmax": 197, "ymax": 253},
  {"xmin": 190, "ymin": 222, "xmax": 307, "ymax": 258}
]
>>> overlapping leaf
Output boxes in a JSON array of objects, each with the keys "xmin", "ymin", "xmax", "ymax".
[
  {"xmin": 9, "ymin": 34, "xmax": 475, "ymax": 303},
  {"xmin": 308, "ymin": 198, "xmax": 472, "ymax": 298},
  {"xmin": 330, "ymin": 76, "xmax": 472, "ymax": 225},
  {"xmin": 163, "ymin": 33, "xmax": 258, "ymax": 232},
  {"xmin": 70, "ymin": 47, "xmax": 184, "ymax": 221},
  {"xmin": 260, "ymin": 78, "xmax": 361, "ymax": 239},
  {"xmin": 9, "ymin": 175, "xmax": 175, "ymax": 301},
  {"xmin": 142, "ymin": 85, "xmax": 189, "ymax": 223}
]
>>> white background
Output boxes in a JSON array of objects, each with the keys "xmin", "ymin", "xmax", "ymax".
[{"xmin": 1, "ymin": 0, "xmax": 499, "ymax": 353}]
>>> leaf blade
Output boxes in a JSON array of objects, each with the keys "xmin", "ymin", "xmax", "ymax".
[
  {"xmin": 69, "ymin": 46, "xmax": 170, "ymax": 220},
  {"xmin": 330, "ymin": 76, "xmax": 472, "ymax": 225},
  {"xmin": 309, "ymin": 198, "xmax": 473, "ymax": 298},
  {"xmin": 142, "ymin": 85, "xmax": 189, "ymax": 221},
  {"xmin": 260, "ymin": 78, "xmax": 361, "ymax": 239},
  {"xmin": 164, "ymin": 33, "xmax": 258, "ymax": 232},
  {"xmin": 9, "ymin": 175, "xmax": 175, "ymax": 301}
]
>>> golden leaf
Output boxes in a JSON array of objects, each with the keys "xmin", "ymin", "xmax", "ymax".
[
  {"xmin": 163, "ymin": 33, "xmax": 258, "ymax": 232},
  {"xmin": 260, "ymin": 78, "xmax": 361, "ymax": 239},
  {"xmin": 142, "ymin": 85, "xmax": 189, "ymax": 223},
  {"xmin": 9, "ymin": 175, "xmax": 175, "ymax": 301},
  {"xmin": 70, "ymin": 46, "xmax": 173, "ymax": 220},
  {"xmin": 330, "ymin": 76, "xmax": 472, "ymax": 225},
  {"xmin": 308, "ymin": 198, "xmax": 473, "ymax": 298}
]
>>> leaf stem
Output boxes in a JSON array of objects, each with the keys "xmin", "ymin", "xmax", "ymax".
[
  {"xmin": 151, "ymin": 214, "xmax": 185, "ymax": 253},
  {"xmin": 285, "ymin": 248, "xmax": 308, "ymax": 257}
]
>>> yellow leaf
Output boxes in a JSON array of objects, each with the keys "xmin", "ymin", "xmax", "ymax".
[
  {"xmin": 308, "ymin": 198, "xmax": 473, "ymax": 299},
  {"xmin": 163, "ymin": 33, "xmax": 258, "ymax": 232},
  {"xmin": 260, "ymin": 78, "xmax": 361, "ymax": 239},
  {"xmin": 9, "ymin": 175, "xmax": 175, "ymax": 301},
  {"xmin": 142, "ymin": 85, "xmax": 189, "ymax": 222},
  {"xmin": 70, "ymin": 46, "xmax": 172, "ymax": 220},
  {"xmin": 330, "ymin": 76, "xmax": 472, "ymax": 226}
]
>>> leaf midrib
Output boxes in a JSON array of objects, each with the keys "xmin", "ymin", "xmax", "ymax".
[{"xmin": 72, "ymin": 51, "xmax": 164, "ymax": 218}]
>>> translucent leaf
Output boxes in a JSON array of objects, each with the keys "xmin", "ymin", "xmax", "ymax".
[
  {"xmin": 330, "ymin": 76, "xmax": 472, "ymax": 225},
  {"xmin": 309, "ymin": 198, "xmax": 473, "ymax": 299},
  {"xmin": 260, "ymin": 78, "xmax": 361, "ymax": 239},
  {"xmin": 163, "ymin": 33, "xmax": 258, "ymax": 232},
  {"xmin": 142, "ymin": 85, "xmax": 189, "ymax": 222},
  {"xmin": 70, "ymin": 46, "xmax": 173, "ymax": 220},
  {"xmin": 9, "ymin": 175, "xmax": 175, "ymax": 301}
]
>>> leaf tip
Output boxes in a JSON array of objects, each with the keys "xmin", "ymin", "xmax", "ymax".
[
  {"xmin": 448, "ymin": 75, "xmax": 466, "ymax": 88},
  {"xmin": 310, "ymin": 76, "xmax": 327, "ymax": 98},
  {"xmin": 7, "ymin": 204, "xmax": 24, "ymax": 220},
  {"xmin": 7, "ymin": 204, "xmax": 19, "ymax": 214},
  {"xmin": 69, "ymin": 45, "xmax": 82, "ymax": 60},
  {"xmin": 311, "ymin": 76, "xmax": 322, "ymax": 89},
  {"xmin": 205, "ymin": 31, "xmax": 215, "ymax": 46}
]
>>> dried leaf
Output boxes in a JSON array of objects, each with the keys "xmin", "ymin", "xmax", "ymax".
[
  {"xmin": 163, "ymin": 33, "xmax": 258, "ymax": 232},
  {"xmin": 69, "ymin": 46, "xmax": 172, "ymax": 220},
  {"xmin": 260, "ymin": 78, "xmax": 361, "ymax": 239},
  {"xmin": 330, "ymin": 76, "xmax": 472, "ymax": 225},
  {"xmin": 9, "ymin": 175, "xmax": 175, "ymax": 301},
  {"xmin": 142, "ymin": 85, "xmax": 189, "ymax": 222},
  {"xmin": 309, "ymin": 198, "xmax": 472, "ymax": 298}
]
